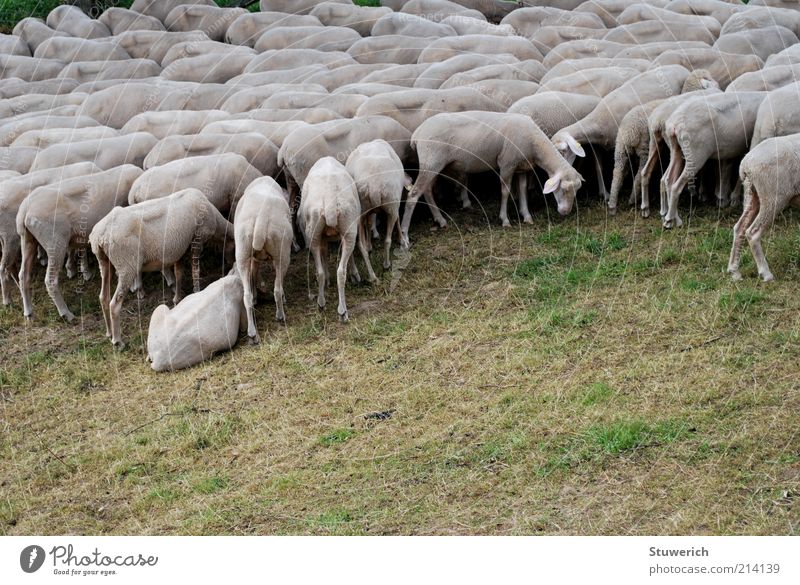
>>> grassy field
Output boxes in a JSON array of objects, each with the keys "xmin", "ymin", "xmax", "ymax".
[{"xmin": 1, "ymin": 189, "xmax": 798, "ymax": 535}]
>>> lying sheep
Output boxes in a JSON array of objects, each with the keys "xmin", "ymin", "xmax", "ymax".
[
  {"xmin": 30, "ymin": 132, "xmax": 157, "ymax": 172},
  {"xmin": 662, "ymin": 91, "xmax": 768, "ymax": 228},
  {"xmin": 346, "ymin": 139, "xmax": 410, "ymax": 275},
  {"xmin": 147, "ymin": 271, "xmax": 245, "ymax": 372},
  {"xmin": 90, "ymin": 187, "xmax": 234, "ymax": 348},
  {"xmin": 727, "ymin": 134, "xmax": 800, "ymax": 282},
  {"xmin": 0, "ymin": 162, "xmax": 99, "ymax": 305},
  {"xmin": 144, "ymin": 133, "xmax": 279, "ymax": 177},
  {"xmin": 129, "ymin": 153, "xmax": 262, "ymax": 218},
  {"xmin": 234, "ymin": 177, "xmax": 293, "ymax": 342},
  {"xmin": 17, "ymin": 165, "xmax": 142, "ymax": 322},
  {"xmin": 405, "ymin": 111, "xmax": 583, "ymax": 235},
  {"xmin": 297, "ymin": 157, "xmax": 362, "ymax": 323}
]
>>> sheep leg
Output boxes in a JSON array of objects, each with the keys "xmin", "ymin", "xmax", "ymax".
[
  {"xmin": 321, "ymin": 239, "xmax": 331, "ymax": 287},
  {"xmin": 661, "ymin": 133, "xmax": 683, "ymax": 218},
  {"xmin": 744, "ymin": 194, "xmax": 775, "ymax": 282},
  {"xmin": 37, "ymin": 245, "xmax": 46, "ymax": 267},
  {"xmin": 640, "ymin": 137, "xmax": 661, "ymax": 218},
  {"xmin": 607, "ymin": 147, "xmax": 629, "ymax": 214},
  {"xmin": 78, "ymin": 248, "xmax": 93, "ymax": 281},
  {"xmin": 453, "ymin": 172, "xmax": 470, "ymax": 209},
  {"xmin": 715, "ymin": 160, "xmax": 734, "ymax": 208},
  {"xmin": 337, "ymin": 232, "xmax": 356, "ymax": 323},
  {"xmin": 172, "ymin": 261, "xmax": 183, "ymax": 306},
  {"xmin": 311, "ymin": 238, "xmax": 326, "ymax": 310},
  {"xmin": 384, "ymin": 210, "xmax": 398, "ymax": 269},
  {"xmin": 348, "ymin": 249, "xmax": 361, "ymax": 284},
  {"xmin": 0, "ymin": 238, "xmax": 19, "ymax": 305},
  {"xmin": 162, "ymin": 269, "xmax": 175, "ymax": 288},
  {"xmin": 65, "ymin": 249, "xmax": 77, "ymax": 279},
  {"xmin": 19, "ymin": 229, "xmax": 37, "ymax": 319},
  {"xmin": 499, "ymin": 174, "xmax": 513, "ymax": 227},
  {"xmin": 109, "ymin": 271, "xmax": 135, "ymax": 349},
  {"xmin": 594, "ymin": 151, "xmax": 609, "ymax": 202},
  {"xmin": 237, "ymin": 251, "xmax": 259, "ymax": 343},
  {"xmin": 401, "ymin": 169, "xmax": 438, "ymax": 242},
  {"xmin": 663, "ymin": 166, "xmax": 692, "ymax": 229},
  {"xmin": 44, "ymin": 242, "xmax": 74, "ymax": 322},
  {"xmin": 515, "ymin": 172, "xmax": 533, "ymax": 224},
  {"xmin": 396, "ymin": 211, "xmax": 408, "ymax": 250},
  {"xmin": 97, "ymin": 250, "xmax": 113, "ymax": 338},
  {"xmin": 727, "ymin": 180, "xmax": 759, "ymax": 281},
  {"xmin": 369, "ymin": 213, "xmax": 379, "ymax": 240},
  {"xmin": 274, "ymin": 238, "xmax": 290, "ymax": 324},
  {"xmin": 357, "ymin": 218, "xmax": 378, "ymax": 283}
]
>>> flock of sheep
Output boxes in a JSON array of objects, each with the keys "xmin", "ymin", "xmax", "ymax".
[{"xmin": 1, "ymin": 0, "xmax": 800, "ymax": 371}]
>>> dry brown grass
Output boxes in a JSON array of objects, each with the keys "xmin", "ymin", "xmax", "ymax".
[{"xmin": 1, "ymin": 193, "xmax": 799, "ymax": 535}]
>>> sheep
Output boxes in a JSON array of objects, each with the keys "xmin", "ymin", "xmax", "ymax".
[
  {"xmin": 652, "ymin": 48, "xmax": 763, "ymax": 90},
  {"xmin": 12, "ymin": 126, "xmax": 119, "ymax": 149},
  {"xmin": 346, "ymin": 139, "xmax": 410, "ymax": 276},
  {"xmin": 726, "ymin": 64, "xmax": 800, "ymax": 92},
  {"xmin": 57, "ymin": 59, "xmax": 162, "ymax": 84},
  {"xmin": 401, "ymin": 0, "xmax": 488, "ymax": 22},
  {"xmin": 234, "ymin": 108, "xmax": 342, "ymax": 124},
  {"xmin": 360, "ymin": 63, "xmax": 432, "ymax": 86},
  {"xmin": 34, "ymin": 37, "xmax": 130, "ymax": 62},
  {"xmin": 418, "ymin": 35, "xmax": 543, "ymax": 63},
  {"xmin": 0, "ymin": 78, "xmax": 79, "ymax": 99},
  {"xmin": 0, "ymin": 147, "xmax": 37, "ymax": 174},
  {"xmin": 550, "ymin": 65, "xmax": 697, "ymax": 200},
  {"xmin": 500, "ymin": 6, "xmax": 606, "ymax": 36},
  {"xmin": 144, "ymin": 133, "xmax": 279, "ymax": 177},
  {"xmin": 617, "ymin": 3, "xmax": 721, "ymax": 35},
  {"xmin": 155, "ymin": 82, "xmax": 238, "ymax": 112},
  {"xmin": 404, "ymin": 111, "xmax": 584, "ymax": 235},
  {"xmin": 443, "ymin": 0, "xmax": 521, "ymax": 23},
  {"xmin": 713, "ymin": 26, "xmax": 799, "ymax": 61},
  {"xmin": 98, "ymin": 7, "xmax": 166, "ymax": 35},
  {"xmin": 539, "ymin": 58, "xmax": 650, "ymax": 85},
  {"xmin": 0, "ymin": 162, "xmax": 99, "ymax": 305},
  {"xmin": 662, "ymin": 0, "xmax": 744, "ymax": 25},
  {"xmin": 201, "ymin": 119, "xmax": 309, "ymax": 149},
  {"xmin": 128, "ymin": 153, "xmax": 262, "ymax": 218},
  {"xmin": 439, "ymin": 60, "xmax": 545, "ymax": 88},
  {"xmin": 467, "ymin": 79, "xmax": 541, "ymax": 108},
  {"xmin": 297, "ymin": 157, "xmax": 362, "ymax": 323},
  {"xmin": 355, "ymin": 87, "xmax": 506, "ymax": 132},
  {"xmin": 30, "ymin": 132, "xmax": 157, "ymax": 173},
  {"xmin": 0, "ymin": 93, "xmax": 87, "ymax": 120},
  {"xmin": 0, "ymin": 33, "xmax": 30, "ymax": 57},
  {"xmin": 243, "ymin": 48, "xmax": 354, "ymax": 74},
  {"xmin": 529, "ymin": 26, "xmax": 607, "ymax": 55},
  {"xmin": 259, "ymin": 0, "xmax": 353, "ymax": 15},
  {"xmin": 228, "ymin": 65, "xmax": 328, "ymax": 87},
  {"xmin": 17, "ymin": 165, "xmax": 142, "ymax": 322},
  {"xmin": 161, "ymin": 39, "xmax": 256, "ymax": 67},
  {"xmin": 12, "ymin": 18, "xmax": 68, "ymax": 54},
  {"xmin": 234, "ymin": 177, "xmax": 293, "ymax": 342},
  {"xmin": 304, "ymin": 63, "xmax": 392, "ymax": 91},
  {"xmin": 46, "ymin": 5, "xmax": 111, "ymax": 39},
  {"xmin": 0, "ymin": 115, "xmax": 100, "ymax": 147},
  {"xmin": 372, "ymin": 13, "xmax": 457, "ymax": 37},
  {"xmin": 727, "ymin": 134, "xmax": 800, "ymax": 282},
  {"xmin": 751, "ymin": 82, "xmax": 800, "ymax": 147},
  {"xmin": 0, "ymin": 55, "xmax": 65, "ymax": 82},
  {"xmin": 254, "ymin": 25, "xmax": 362, "ymax": 53},
  {"xmin": 508, "ymin": 92, "xmax": 601, "ymax": 139},
  {"xmin": 721, "ymin": 6, "xmax": 800, "ymax": 38},
  {"xmin": 262, "ymin": 92, "xmax": 367, "ymax": 118},
  {"xmin": 161, "ymin": 53, "xmax": 254, "ymax": 84},
  {"xmin": 441, "ymin": 15, "xmax": 516, "ymax": 36},
  {"xmin": 661, "ymin": 91, "xmax": 768, "ymax": 229},
  {"xmin": 765, "ymin": 44, "xmax": 800, "ymax": 67},
  {"xmin": 541, "ymin": 39, "xmax": 626, "ymax": 68},
  {"xmin": 164, "ymin": 5, "xmax": 248, "ymax": 41},
  {"xmin": 78, "ymin": 81, "xmax": 176, "ymax": 128},
  {"xmin": 278, "ymin": 116, "xmax": 413, "ymax": 192},
  {"xmin": 225, "ymin": 12, "xmax": 323, "ymax": 47},
  {"xmin": 348, "ymin": 36, "xmax": 434, "ymax": 64},
  {"xmin": 129, "ymin": 0, "xmax": 217, "ymax": 23},
  {"xmin": 147, "ymin": 271, "xmax": 245, "ymax": 372},
  {"xmin": 412, "ymin": 54, "xmax": 518, "ymax": 90},
  {"xmin": 121, "ymin": 110, "xmax": 230, "ymax": 140},
  {"xmin": 604, "ymin": 19, "xmax": 718, "ymax": 45},
  {"xmin": 220, "ymin": 82, "xmax": 326, "ymax": 114},
  {"xmin": 114, "ymin": 30, "xmax": 210, "ymax": 64},
  {"xmin": 333, "ymin": 83, "xmax": 409, "ymax": 97},
  {"xmin": 538, "ymin": 66, "xmax": 641, "ymax": 98},
  {"xmin": 90, "ymin": 187, "xmax": 234, "ymax": 348},
  {"xmin": 607, "ymin": 70, "xmax": 720, "ymax": 214}
]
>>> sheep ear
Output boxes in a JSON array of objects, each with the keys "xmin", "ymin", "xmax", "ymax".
[
  {"xmin": 543, "ymin": 175, "xmax": 561, "ymax": 194},
  {"xmin": 565, "ymin": 135, "xmax": 585, "ymax": 158}
]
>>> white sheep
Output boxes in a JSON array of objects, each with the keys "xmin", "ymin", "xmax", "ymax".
[
  {"xmin": 297, "ymin": 157, "xmax": 362, "ymax": 323},
  {"xmin": 234, "ymin": 177, "xmax": 293, "ymax": 343}
]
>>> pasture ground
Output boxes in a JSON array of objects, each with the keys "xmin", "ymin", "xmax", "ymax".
[{"xmin": 1, "ymin": 192, "xmax": 798, "ymax": 535}]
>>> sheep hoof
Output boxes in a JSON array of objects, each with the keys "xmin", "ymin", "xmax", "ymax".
[
  {"xmin": 276, "ymin": 315, "xmax": 286, "ymax": 325},
  {"xmin": 501, "ymin": 219, "xmax": 511, "ymax": 228},
  {"xmin": 761, "ymin": 272, "xmax": 774, "ymax": 283},
  {"xmin": 248, "ymin": 335, "xmax": 260, "ymax": 345},
  {"xmin": 436, "ymin": 219, "xmax": 448, "ymax": 229},
  {"xmin": 728, "ymin": 270, "xmax": 743, "ymax": 281},
  {"xmin": 62, "ymin": 311, "xmax": 75, "ymax": 323},
  {"xmin": 383, "ymin": 260, "xmax": 391, "ymax": 270},
  {"xmin": 523, "ymin": 216, "xmax": 533, "ymax": 225},
  {"xmin": 82, "ymin": 271, "xmax": 94, "ymax": 282},
  {"xmin": 339, "ymin": 310, "xmax": 349, "ymax": 323},
  {"xmin": 113, "ymin": 341, "xmax": 125, "ymax": 351},
  {"xmin": 641, "ymin": 208, "xmax": 650, "ymax": 219},
  {"xmin": 607, "ymin": 206, "xmax": 617, "ymax": 217}
]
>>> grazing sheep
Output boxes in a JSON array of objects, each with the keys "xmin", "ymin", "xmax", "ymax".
[
  {"xmin": 355, "ymin": 87, "xmax": 506, "ymax": 132},
  {"xmin": 662, "ymin": 0, "xmax": 744, "ymax": 25},
  {"xmin": 726, "ymin": 63, "xmax": 800, "ymax": 92},
  {"xmin": 13, "ymin": 18, "xmax": 68, "ymax": 54},
  {"xmin": 0, "ymin": 162, "xmax": 99, "ymax": 305},
  {"xmin": 261, "ymin": 92, "xmax": 366, "ymax": 118},
  {"xmin": 529, "ymin": 26, "xmax": 607, "ymax": 55},
  {"xmin": 201, "ymin": 119, "xmax": 309, "ymax": 149},
  {"xmin": 128, "ymin": 153, "xmax": 262, "ymax": 218},
  {"xmin": 17, "ymin": 165, "xmax": 142, "ymax": 321},
  {"xmin": 443, "ymin": 0, "xmax": 520, "ymax": 22},
  {"xmin": 501, "ymin": 6, "xmax": 605, "ymax": 36},
  {"xmin": 346, "ymin": 139, "xmax": 410, "ymax": 275},
  {"xmin": 57, "ymin": 59, "xmax": 162, "ymax": 84},
  {"xmin": 130, "ymin": 0, "xmax": 217, "ymax": 23},
  {"xmin": 652, "ymin": 48, "xmax": 763, "ymax": 89},
  {"xmin": 46, "ymin": 5, "xmax": 111, "ymax": 39},
  {"xmin": 0, "ymin": 55, "xmax": 66, "ymax": 82},
  {"xmin": 604, "ymin": 19, "xmax": 717, "ymax": 45},
  {"xmin": 98, "ymin": 7, "xmax": 166, "ymax": 35},
  {"xmin": 441, "ymin": 15, "xmax": 515, "ymax": 36},
  {"xmin": 30, "ymin": 132, "xmax": 157, "ymax": 172},
  {"xmin": 439, "ymin": 60, "xmax": 545, "ymax": 87},
  {"xmin": 401, "ymin": 0, "xmax": 487, "ymax": 22},
  {"xmin": 661, "ymin": 91, "xmax": 768, "ymax": 228},
  {"xmin": 121, "ymin": 110, "xmax": 230, "ymax": 139},
  {"xmin": 0, "ymin": 115, "xmax": 100, "ymax": 147},
  {"xmin": 372, "ymin": 12, "xmax": 457, "ymax": 37},
  {"xmin": 0, "ymin": 147, "xmax": 37, "ymax": 173},
  {"xmin": 0, "ymin": 33, "xmax": 31, "ymax": 57},
  {"xmin": 404, "ymin": 111, "xmax": 583, "ymax": 234},
  {"xmin": 162, "ymin": 53, "xmax": 254, "ymax": 84},
  {"xmin": 297, "ymin": 157, "xmax": 362, "ymax": 323},
  {"xmin": 538, "ymin": 66, "xmax": 641, "ymax": 97},
  {"xmin": 220, "ymin": 82, "xmax": 326, "ymax": 114},
  {"xmin": 550, "ymin": 65, "xmax": 696, "ymax": 200},
  {"xmin": 508, "ymin": 92, "xmax": 601, "ymax": 138},
  {"xmin": 164, "ymin": 5, "xmax": 247, "ymax": 41},
  {"xmin": 162, "ymin": 40, "xmax": 255, "ymax": 67},
  {"xmin": 254, "ymin": 25, "xmax": 361, "ymax": 53},
  {"xmin": 0, "ymin": 78, "xmax": 80, "ymax": 99},
  {"xmin": 418, "ymin": 35, "xmax": 543, "ymax": 63},
  {"xmin": 310, "ymin": 2, "xmax": 390, "ymax": 37},
  {"xmin": 413, "ymin": 54, "xmax": 519, "ymax": 90},
  {"xmin": 235, "ymin": 108, "xmax": 342, "ymax": 124},
  {"xmin": 727, "ymin": 134, "xmax": 800, "ymax": 282},
  {"xmin": 225, "ymin": 12, "xmax": 323, "ymax": 47},
  {"xmin": 144, "ymin": 133, "xmax": 279, "ymax": 177},
  {"xmin": 721, "ymin": 6, "xmax": 800, "ymax": 38},
  {"xmin": 278, "ymin": 116, "xmax": 412, "ymax": 191},
  {"xmin": 607, "ymin": 70, "xmax": 720, "ymax": 214},
  {"xmin": 0, "ymin": 93, "xmax": 87, "ymax": 121},
  {"xmin": 114, "ymin": 29, "xmax": 210, "ymax": 63},
  {"xmin": 618, "ymin": 4, "xmax": 721, "ymax": 35},
  {"xmin": 234, "ymin": 177, "xmax": 293, "ymax": 342},
  {"xmin": 243, "ymin": 49, "xmax": 354, "ymax": 74},
  {"xmin": 750, "ymin": 82, "xmax": 800, "ymax": 147},
  {"xmin": 713, "ymin": 26, "xmax": 799, "ymax": 61},
  {"xmin": 34, "ymin": 37, "xmax": 130, "ymax": 62},
  {"xmin": 90, "ymin": 187, "xmax": 234, "ymax": 348},
  {"xmin": 260, "ymin": 0, "xmax": 353, "ymax": 15},
  {"xmin": 542, "ymin": 39, "xmax": 626, "ymax": 69},
  {"xmin": 13, "ymin": 126, "xmax": 119, "ymax": 149},
  {"xmin": 360, "ymin": 63, "xmax": 432, "ymax": 86},
  {"xmin": 348, "ymin": 36, "xmax": 434, "ymax": 65},
  {"xmin": 147, "ymin": 271, "xmax": 245, "ymax": 372},
  {"xmin": 539, "ymin": 57, "xmax": 650, "ymax": 85}
]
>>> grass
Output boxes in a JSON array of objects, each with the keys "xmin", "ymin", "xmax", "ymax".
[{"xmin": 1, "ymin": 189, "xmax": 799, "ymax": 535}]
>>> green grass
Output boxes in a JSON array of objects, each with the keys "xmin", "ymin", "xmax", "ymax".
[{"xmin": 1, "ymin": 184, "xmax": 799, "ymax": 535}]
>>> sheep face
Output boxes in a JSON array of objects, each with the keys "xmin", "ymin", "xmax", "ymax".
[{"xmin": 543, "ymin": 169, "xmax": 583, "ymax": 216}]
